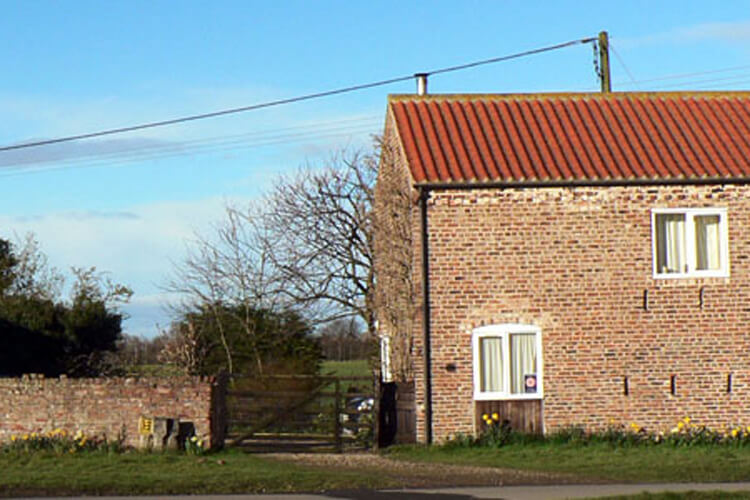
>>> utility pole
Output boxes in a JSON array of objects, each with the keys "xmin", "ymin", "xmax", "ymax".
[{"xmin": 598, "ymin": 31, "xmax": 612, "ymax": 93}]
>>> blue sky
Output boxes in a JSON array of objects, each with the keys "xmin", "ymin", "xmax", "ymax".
[{"xmin": 2, "ymin": 1, "xmax": 750, "ymax": 337}]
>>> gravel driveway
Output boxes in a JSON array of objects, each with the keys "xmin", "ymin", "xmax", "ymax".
[{"xmin": 266, "ymin": 453, "xmax": 593, "ymax": 488}]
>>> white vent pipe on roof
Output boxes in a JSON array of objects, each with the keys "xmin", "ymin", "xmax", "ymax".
[{"xmin": 415, "ymin": 73, "xmax": 428, "ymax": 95}]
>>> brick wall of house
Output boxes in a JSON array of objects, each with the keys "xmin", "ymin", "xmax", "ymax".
[
  {"xmin": 373, "ymin": 115, "xmax": 429, "ymax": 440},
  {"xmin": 374, "ymin": 115, "xmax": 421, "ymax": 384},
  {"xmin": 412, "ymin": 183, "xmax": 750, "ymax": 442},
  {"xmin": 0, "ymin": 375, "xmax": 222, "ymax": 448}
]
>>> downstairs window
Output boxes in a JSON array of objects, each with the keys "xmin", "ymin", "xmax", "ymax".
[{"xmin": 472, "ymin": 324, "xmax": 543, "ymax": 400}]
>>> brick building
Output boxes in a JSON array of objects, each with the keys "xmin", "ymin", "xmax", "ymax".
[{"xmin": 374, "ymin": 91, "xmax": 750, "ymax": 443}]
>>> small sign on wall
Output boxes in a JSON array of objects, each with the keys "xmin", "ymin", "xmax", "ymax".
[
  {"xmin": 138, "ymin": 416, "xmax": 154, "ymax": 435},
  {"xmin": 524, "ymin": 374, "xmax": 537, "ymax": 393}
]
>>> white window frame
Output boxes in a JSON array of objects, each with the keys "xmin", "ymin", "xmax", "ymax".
[
  {"xmin": 472, "ymin": 324, "xmax": 543, "ymax": 401},
  {"xmin": 651, "ymin": 207, "xmax": 729, "ymax": 279},
  {"xmin": 379, "ymin": 335, "xmax": 393, "ymax": 383}
]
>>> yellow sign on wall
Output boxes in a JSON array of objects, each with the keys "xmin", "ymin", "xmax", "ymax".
[{"xmin": 138, "ymin": 416, "xmax": 154, "ymax": 435}]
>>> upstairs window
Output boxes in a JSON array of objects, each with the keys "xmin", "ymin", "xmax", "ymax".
[
  {"xmin": 652, "ymin": 208, "xmax": 728, "ymax": 278},
  {"xmin": 472, "ymin": 324, "xmax": 543, "ymax": 400}
]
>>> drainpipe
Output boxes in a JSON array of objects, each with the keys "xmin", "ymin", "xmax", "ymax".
[{"xmin": 418, "ymin": 186, "xmax": 433, "ymax": 444}]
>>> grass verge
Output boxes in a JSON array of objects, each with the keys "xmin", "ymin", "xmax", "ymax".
[
  {"xmin": 386, "ymin": 443, "xmax": 750, "ymax": 483},
  {"xmin": 0, "ymin": 449, "xmax": 396, "ymax": 497}
]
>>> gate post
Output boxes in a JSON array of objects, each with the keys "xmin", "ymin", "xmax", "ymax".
[
  {"xmin": 211, "ymin": 371, "xmax": 229, "ymax": 450},
  {"xmin": 334, "ymin": 378, "xmax": 342, "ymax": 453}
]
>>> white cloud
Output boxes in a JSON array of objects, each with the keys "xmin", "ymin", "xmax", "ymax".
[
  {"xmin": 677, "ymin": 20, "xmax": 750, "ymax": 42},
  {"xmin": 618, "ymin": 20, "xmax": 750, "ymax": 48}
]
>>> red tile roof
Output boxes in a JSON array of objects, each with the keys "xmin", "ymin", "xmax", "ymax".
[{"xmin": 388, "ymin": 92, "xmax": 750, "ymax": 185}]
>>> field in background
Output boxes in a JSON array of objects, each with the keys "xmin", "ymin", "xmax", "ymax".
[{"xmin": 321, "ymin": 359, "xmax": 370, "ymax": 378}]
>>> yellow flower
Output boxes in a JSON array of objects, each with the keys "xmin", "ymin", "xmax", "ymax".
[
  {"xmin": 677, "ymin": 421, "xmax": 684, "ymax": 429},
  {"xmin": 732, "ymin": 428, "xmax": 739, "ymax": 438},
  {"xmin": 22, "ymin": 434, "xmax": 29, "ymax": 441},
  {"xmin": 190, "ymin": 436, "xmax": 198, "ymax": 443},
  {"xmin": 670, "ymin": 427, "xmax": 679, "ymax": 434},
  {"xmin": 491, "ymin": 412, "xmax": 499, "ymax": 421},
  {"xmin": 683, "ymin": 417, "xmax": 691, "ymax": 424},
  {"xmin": 10, "ymin": 435, "xmax": 16, "ymax": 442},
  {"xmin": 482, "ymin": 413, "xmax": 489, "ymax": 421}
]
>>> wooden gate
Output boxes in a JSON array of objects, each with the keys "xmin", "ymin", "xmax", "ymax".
[{"xmin": 225, "ymin": 374, "xmax": 375, "ymax": 452}]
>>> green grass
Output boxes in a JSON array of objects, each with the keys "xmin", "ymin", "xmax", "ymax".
[
  {"xmin": 321, "ymin": 359, "xmax": 370, "ymax": 378},
  {"xmin": 387, "ymin": 442, "xmax": 750, "ymax": 483},
  {"xmin": 0, "ymin": 449, "xmax": 395, "ymax": 497}
]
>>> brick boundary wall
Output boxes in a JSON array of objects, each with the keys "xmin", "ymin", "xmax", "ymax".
[{"xmin": 0, "ymin": 374, "xmax": 227, "ymax": 449}]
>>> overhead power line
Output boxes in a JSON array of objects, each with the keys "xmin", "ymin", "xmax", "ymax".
[
  {"xmin": 615, "ymin": 64, "xmax": 750, "ymax": 88},
  {"xmin": 0, "ymin": 115, "xmax": 382, "ymax": 176},
  {"xmin": 0, "ymin": 36, "xmax": 596, "ymax": 154}
]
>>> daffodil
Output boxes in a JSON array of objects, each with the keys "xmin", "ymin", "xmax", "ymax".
[
  {"xmin": 491, "ymin": 412, "xmax": 499, "ymax": 421},
  {"xmin": 732, "ymin": 428, "xmax": 740, "ymax": 438}
]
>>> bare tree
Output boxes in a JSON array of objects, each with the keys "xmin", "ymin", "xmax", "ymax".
[
  {"xmin": 260, "ymin": 148, "xmax": 377, "ymax": 337},
  {"xmin": 157, "ymin": 318, "xmax": 208, "ymax": 375},
  {"xmin": 164, "ymin": 203, "xmax": 292, "ymax": 375},
  {"xmin": 318, "ymin": 318, "xmax": 370, "ymax": 361},
  {"xmin": 165, "ymin": 146, "xmax": 380, "ymax": 375}
]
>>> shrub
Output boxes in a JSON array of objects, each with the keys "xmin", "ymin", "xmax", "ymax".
[{"xmin": 443, "ymin": 416, "xmax": 750, "ymax": 449}]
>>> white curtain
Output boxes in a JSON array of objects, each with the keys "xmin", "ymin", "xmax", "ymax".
[
  {"xmin": 480, "ymin": 337, "xmax": 503, "ymax": 393},
  {"xmin": 510, "ymin": 334, "xmax": 536, "ymax": 394},
  {"xmin": 695, "ymin": 215, "xmax": 720, "ymax": 270},
  {"xmin": 656, "ymin": 214, "xmax": 686, "ymax": 274}
]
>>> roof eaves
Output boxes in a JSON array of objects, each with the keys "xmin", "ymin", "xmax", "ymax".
[{"xmin": 414, "ymin": 175, "xmax": 750, "ymax": 191}]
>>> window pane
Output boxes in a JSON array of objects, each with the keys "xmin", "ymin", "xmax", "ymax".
[
  {"xmin": 479, "ymin": 337, "xmax": 503, "ymax": 393},
  {"xmin": 656, "ymin": 214, "xmax": 686, "ymax": 274},
  {"xmin": 695, "ymin": 215, "xmax": 721, "ymax": 271},
  {"xmin": 510, "ymin": 333, "xmax": 537, "ymax": 394}
]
